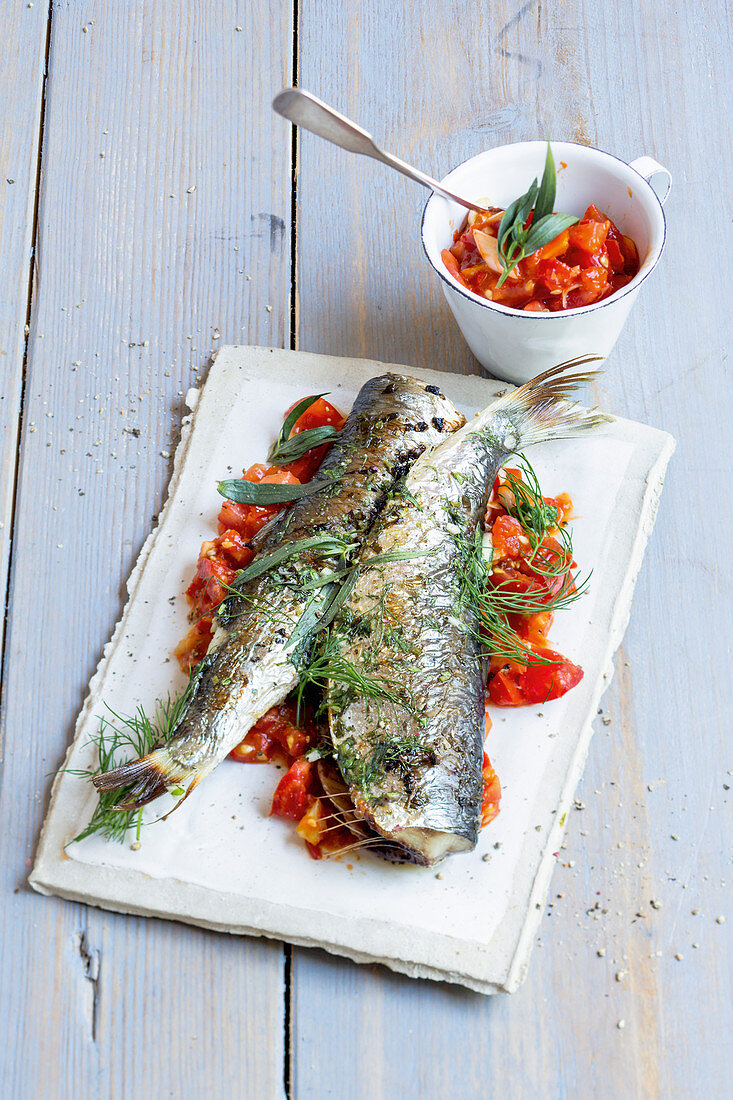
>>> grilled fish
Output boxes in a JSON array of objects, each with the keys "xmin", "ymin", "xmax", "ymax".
[
  {"xmin": 326, "ymin": 363, "xmax": 609, "ymax": 865},
  {"xmin": 93, "ymin": 373, "xmax": 464, "ymax": 809}
]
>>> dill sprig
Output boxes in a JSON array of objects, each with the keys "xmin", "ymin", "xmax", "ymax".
[
  {"xmin": 295, "ymin": 629, "xmax": 414, "ymax": 722},
  {"xmin": 338, "ymin": 733, "xmax": 433, "ymax": 796},
  {"xmin": 459, "ymin": 455, "xmax": 588, "ymax": 666},
  {"xmin": 68, "ymin": 688, "xmax": 192, "ymax": 844}
]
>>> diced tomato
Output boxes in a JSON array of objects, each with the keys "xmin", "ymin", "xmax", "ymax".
[
  {"xmin": 216, "ymin": 529, "xmax": 255, "ymax": 568},
  {"xmin": 517, "ymin": 648, "xmax": 584, "ymax": 703},
  {"xmin": 518, "ymin": 608, "xmax": 554, "ymax": 647},
  {"xmin": 229, "ymin": 729, "xmax": 275, "ymax": 764},
  {"xmin": 487, "ymin": 668, "xmax": 525, "ymax": 707},
  {"xmin": 229, "ymin": 701, "xmax": 317, "ymax": 766},
  {"xmin": 491, "ymin": 514, "xmax": 525, "ymax": 559},
  {"xmin": 174, "ymin": 618, "xmax": 214, "ymax": 674},
  {"xmin": 568, "ymin": 219, "xmax": 609, "ymax": 256},
  {"xmin": 480, "ymin": 752, "xmax": 501, "ymax": 828},
  {"xmin": 270, "ymin": 759, "xmax": 315, "ymax": 821},
  {"xmin": 235, "ymin": 467, "xmax": 301, "ymax": 539},
  {"xmin": 605, "ymin": 237, "xmax": 626, "ymax": 272},
  {"xmin": 582, "ymin": 203, "xmax": 607, "ymax": 223},
  {"xmin": 488, "ymin": 648, "xmax": 583, "ymax": 706},
  {"xmin": 217, "ymin": 499, "xmax": 252, "ymax": 538},
  {"xmin": 284, "ymin": 396, "xmax": 345, "ymax": 434},
  {"xmin": 185, "ymin": 547, "xmax": 237, "ymax": 615},
  {"xmin": 441, "ymin": 247, "xmax": 469, "ymax": 288},
  {"xmin": 296, "ymin": 797, "xmax": 328, "ymax": 846}
]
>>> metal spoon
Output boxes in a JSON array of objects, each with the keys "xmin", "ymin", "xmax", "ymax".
[{"xmin": 272, "ymin": 87, "xmax": 497, "ymax": 217}]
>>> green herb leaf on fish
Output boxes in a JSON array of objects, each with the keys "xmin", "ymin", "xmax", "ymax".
[
  {"xmin": 295, "ymin": 629, "xmax": 415, "ymax": 723},
  {"xmin": 338, "ymin": 733, "xmax": 434, "ymax": 797},
  {"xmin": 233, "ymin": 534, "xmax": 357, "ymax": 585}
]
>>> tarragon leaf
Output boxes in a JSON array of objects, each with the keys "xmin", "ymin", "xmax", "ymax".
[
  {"xmin": 533, "ymin": 141, "xmax": 558, "ymax": 224},
  {"xmin": 217, "ymin": 478, "xmax": 324, "ymax": 505},
  {"xmin": 268, "ymin": 424, "xmax": 342, "ymax": 466},
  {"xmin": 269, "ymin": 393, "xmax": 327, "ymax": 462},
  {"xmin": 522, "ymin": 212, "xmax": 579, "ymax": 255}
]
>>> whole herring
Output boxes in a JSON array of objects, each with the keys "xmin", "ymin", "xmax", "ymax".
[
  {"xmin": 93, "ymin": 373, "xmax": 464, "ymax": 809},
  {"xmin": 326, "ymin": 362, "xmax": 610, "ymax": 865}
]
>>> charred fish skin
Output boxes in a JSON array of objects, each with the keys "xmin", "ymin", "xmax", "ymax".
[
  {"xmin": 328, "ymin": 362, "xmax": 610, "ymax": 866},
  {"xmin": 93, "ymin": 373, "xmax": 465, "ymax": 809}
]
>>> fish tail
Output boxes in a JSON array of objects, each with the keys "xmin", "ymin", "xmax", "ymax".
[
  {"xmin": 91, "ymin": 747, "xmax": 198, "ymax": 809},
  {"xmin": 486, "ymin": 357, "xmax": 611, "ymax": 448}
]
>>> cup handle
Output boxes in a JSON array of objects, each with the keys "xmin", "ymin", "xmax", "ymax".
[{"xmin": 629, "ymin": 156, "xmax": 672, "ymax": 206}]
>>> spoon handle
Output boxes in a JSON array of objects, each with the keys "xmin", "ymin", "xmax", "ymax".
[{"xmin": 272, "ymin": 88, "xmax": 492, "ymax": 216}]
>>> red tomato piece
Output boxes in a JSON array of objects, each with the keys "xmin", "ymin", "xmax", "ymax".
[
  {"xmin": 174, "ymin": 618, "xmax": 214, "ymax": 674},
  {"xmin": 284, "ymin": 397, "xmax": 345, "ymax": 434},
  {"xmin": 480, "ymin": 752, "xmax": 502, "ymax": 828},
  {"xmin": 271, "ymin": 759, "xmax": 316, "ymax": 821},
  {"xmin": 605, "ymin": 238, "xmax": 626, "ymax": 272},
  {"xmin": 487, "ymin": 668, "xmax": 525, "ymax": 707},
  {"xmin": 217, "ymin": 499, "xmax": 252, "ymax": 538},
  {"xmin": 277, "ymin": 398, "xmax": 345, "ymax": 483},
  {"xmin": 568, "ymin": 219, "xmax": 609, "ymax": 256},
  {"xmin": 217, "ymin": 529, "xmax": 255, "ymax": 569},
  {"xmin": 491, "ymin": 514, "xmax": 525, "ymax": 559},
  {"xmin": 518, "ymin": 648, "xmax": 583, "ymax": 703},
  {"xmin": 229, "ymin": 729, "xmax": 274, "ymax": 764},
  {"xmin": 296, "ymin": 797, "xmax": 328, "ymax": 846},
  {"xmin": 185, "ymin": 547, "xmax": 237, "ymax": 615},
  {"xmin": 518, "ymin": 608, "xmax": 555, "ymax": 647},
  {"xmin": 582, "ymin": 203, "xmax": 607, "ymax": 224},
  {"xmin": 442, "ymin": 248, "xmax": 470, "ymax": 288}
]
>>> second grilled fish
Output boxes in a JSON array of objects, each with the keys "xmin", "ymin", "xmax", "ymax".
[
  {"xmin": 326, "ymin": 363, "xmax": 609, "ymax": 865},
  {"xmin": 94, "ymin": 372, "xmax": 464, "ymax": 809}
]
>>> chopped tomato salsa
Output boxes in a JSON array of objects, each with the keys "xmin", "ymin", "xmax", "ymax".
[
  {"xmin": 484, "ymin": 467, "xmax": 584, "ymax": 707},
  {"xmin": 442, "ymin": 203, "xmax": 639, "ymax": 312}
]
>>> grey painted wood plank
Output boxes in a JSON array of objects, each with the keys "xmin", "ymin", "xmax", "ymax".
[
  {"xmin": 0, "ymin": 3, "xmax": 294, "ymax": 1097},
  {"xmin": 0, "ymin": 2, "xmax": 49, "ymax": 677},
  {"xmin": 291, "ymin": 1, "xmax": 732, "ymax": 1097}
]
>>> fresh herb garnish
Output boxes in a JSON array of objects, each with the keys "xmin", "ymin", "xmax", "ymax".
[
  {"xmin": 233, "ymin": 534, "xmax": 356, "ymax": 586},
  {"xmin": 217, "ymin": 477, "xmax": 323, "ymax": 505},
  {"xmin": 496, "ymin": 141, "xmax": 579, "ymax": 288},
  {"xmin": 457, "ymin": 455, "xmax": 588, "ymax": 666},
  {"xmin": 338, "ymin": 733, "xmax": 433, "ymax": 796},
  {"xmin": 295, "ymin": 629, "xmax": 412, "ymax": 721},
  {"xmin": 268, "ymin": 392, "xmax": 343, "ymax": 466},
  {"xmin": 67, "ymin": 687, "xmax": 193, "ymax": 844}
]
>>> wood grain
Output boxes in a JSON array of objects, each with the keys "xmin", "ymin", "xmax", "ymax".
[
  {"xmin": 2, "ymin": 0, "xmax": 731, "ymax": 1095},
  {"xmin": 291, "ymin": 1, "xmax": 733, "ymax": 1097},
  {"xmin": 0, "ymin": 1, "xmax": 50, "ymax": 684},
  {"xmin": 0, "ymin": 3, "xmax": 293, "ymax": 1096}
]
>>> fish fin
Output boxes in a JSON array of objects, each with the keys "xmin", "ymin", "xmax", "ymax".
[
  {"xmin": 485, "ymin": 357, "xmax": 612, "ymax": 448},
  {"xmin": 91, "ymin": 746, "xmax": 191, "ymax": 809}
]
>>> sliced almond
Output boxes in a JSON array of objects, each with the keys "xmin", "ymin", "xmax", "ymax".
[{"xmin": 471, "ymin": 228, "xmax": 503, "ymax": 274}]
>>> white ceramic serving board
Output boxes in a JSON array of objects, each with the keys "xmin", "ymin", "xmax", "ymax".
[{"xmin": 30, "ymin": 346, "xmax": 675, "ymax": 994}]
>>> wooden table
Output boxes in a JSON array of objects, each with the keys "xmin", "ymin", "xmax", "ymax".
[{"xmin": 1, "ymin": 3, "xmax": 729, "ymax": 1096}]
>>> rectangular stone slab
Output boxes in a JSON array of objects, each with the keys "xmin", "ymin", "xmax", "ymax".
[{"xmin": 30, "ymin": 346, "xmax": 675, "ymax": 994}]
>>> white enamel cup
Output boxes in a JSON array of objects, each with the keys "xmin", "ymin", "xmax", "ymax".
[{"xmin": 421, "ymin": 142, "xmax": 671, "ymax": 383}]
